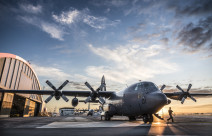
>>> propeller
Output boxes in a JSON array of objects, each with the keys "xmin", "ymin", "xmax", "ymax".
[
  {"xmin": 160, "ymin": 84, "xmax": 166, "ymax": 92},
  {"xmin": 84, "ymin": 75, "xmax": 106, "ymax": 105},
  {"xmin": 176, "ymin": 84, "xmax": 197, "ymax": 104},
  {"xmin": 45, "ymin": 80, "xmax": 69, "ymax": 103}
]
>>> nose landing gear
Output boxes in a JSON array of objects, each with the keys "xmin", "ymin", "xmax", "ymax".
[{"xmin": 143, "ymin": 114, "xmax": 153, "ymax": 123}]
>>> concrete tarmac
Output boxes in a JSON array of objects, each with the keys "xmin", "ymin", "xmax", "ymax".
[{"xmin": 0, "ymin": 115, "xmax": 212, "ymax": 136}]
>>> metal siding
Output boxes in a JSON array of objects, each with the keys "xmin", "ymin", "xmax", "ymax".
[
  {"xmin": 9, "ymin": 59, "xmax": 17, "ymax": 89},
  {"xmin": 26, "ymin": 66, "xmax": 29, "ymax": 76},
  {"xmin": 0, "ymin": 58, "xmax": 11, "ymax": 88},
  {"xmin": 13, "ymin": 61, "xmax": 20, "ymax": 89},
  {"xmin": 32, "ymin": 75, "xmax": 35, "ymax": 90},
  {"xmin": 28, "ymin": 69, "xmax": 31, "ymax": 79},
  {"xmin": 6, "ymin": 59, "xmax": 15, "ymax": 88},
  {"xmin": 24, "ymin": 64, "xmax": 26, "ymax": 73},
  {"xmin": 0, "ymin": 58, "xmax": 6, "ymax": 82},
  {"xmin": 15, "ymin": 62, "xmax": 23, "ymax": 90}
]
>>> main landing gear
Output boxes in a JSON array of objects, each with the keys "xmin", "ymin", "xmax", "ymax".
[
  {"xmin": 105, "ymin": 112, "xmax": 111, "ymax": 121},
  {"xmin": 143, "ymin": 114, "xmax": 153, "ymax": 123}
]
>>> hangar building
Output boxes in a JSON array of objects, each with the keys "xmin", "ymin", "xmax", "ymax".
[{"xmin": 0, "ymin": 53, "xmax": 43, "ymax": 117}]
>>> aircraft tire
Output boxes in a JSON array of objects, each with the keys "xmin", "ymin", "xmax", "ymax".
[
  {"xmin": 149, "ymin": 114, "xmax": 153, "ymax": 122},
  {"xmin": 105, "ymin": 112, "xmax": 111, "ymax": 121},
  {"xmin": 143, "ymin": 115, "xmax": 148, "ymax": 123}
]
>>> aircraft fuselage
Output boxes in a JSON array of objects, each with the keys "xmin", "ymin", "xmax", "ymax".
[{"xmin": 104, "ymin": 81, "xmax": 168, "ymax": 117}]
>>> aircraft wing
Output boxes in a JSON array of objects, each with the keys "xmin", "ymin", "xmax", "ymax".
[
  {"xmin": 62, "ymin": 90, "xmax": 115, "ymax": 98},
  {"xmin": 0, "ymin": 89, "xmax": 54, "ymax": 95},
  {"xmin": 0, "ymin": 89, "xmax": 114, "ymax": 97},
  {"xmin": 163, "ymin": 84, "xmax": 212, "ymax": 104},
  {"xmin": 164, "ymin": 92, "xmax": 212, "ymax": 101}
]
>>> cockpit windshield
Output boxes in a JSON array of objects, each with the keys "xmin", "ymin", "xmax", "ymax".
[{"xmin": 134, "ymin": 82, "xmax": 158, "ymax": 92}]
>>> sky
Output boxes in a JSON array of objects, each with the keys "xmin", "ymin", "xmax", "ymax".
[{"xmin": 0, "ymin": 0, "xmax": 212, "ymax": 113}]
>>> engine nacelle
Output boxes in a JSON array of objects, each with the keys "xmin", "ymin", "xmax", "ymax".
[{"xmin": 72, "ymin": 97, "xmax": 78, "ymax": 107}]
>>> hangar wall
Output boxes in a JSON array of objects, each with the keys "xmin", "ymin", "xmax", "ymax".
[{"xmin": 0, "ymin": 53, "xmax": 43, "ymax": 117}]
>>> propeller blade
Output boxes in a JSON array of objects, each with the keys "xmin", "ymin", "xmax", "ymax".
[
  {"xmin": 46, "ymin": 80, "xmax": 57, "ymax": 91},
  {"xmin": 160, "ymin": 85, "xmax": 166, "ymax": 92},
  {"xmin": 187, "ymin": 84, "xmax": 192, "ymax": 92},
  {"xmin": 181, "ymin": 97, "xmax": 186, "ymax": 104},
  {"xmin": 98, "ymin": 96, "xmax": 105, "ymax": 105},
  {"xmin": 176, "ymin": 85, "xmax": 185, "ymax": 93},
  {"xmin": 84, "ymin": 96, "xmax": 91, "ymax": 104},
  {"xmin": 58, "ymin": 80, "xmax": 69, "ymax": 90},
  {"xmin": 45, "ymin": 95, "xmax": 54, "ymax": 103},
  {"xmin": 85, "ymin": 82, "xmax": 95, "ymax": 93},
  {"xmin": 189, "ymin": 95, "xmax": 197, "ymax": 102},
  {"xmin": 61, "ymin": 94, "xmax": 69, "ymax": 102}
]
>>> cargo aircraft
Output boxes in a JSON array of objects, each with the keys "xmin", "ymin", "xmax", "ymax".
[{"xmin": 1, "ymin": 76, "xmax": 212, "ymax": 123}]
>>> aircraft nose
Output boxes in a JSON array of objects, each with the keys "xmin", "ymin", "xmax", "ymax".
[
  {"xmin": 139, "ymin": 92, "xmax": 168, "ymax": 114},
  {"xmin": 146, "ymin": 92, "xmax": 168, "ymax": 113},
  {"xmin": 155, "ymin": 93, "xmax": 167, "ymax": 106}
]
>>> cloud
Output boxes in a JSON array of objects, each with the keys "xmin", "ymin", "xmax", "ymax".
[
  {"xmin": 160, "ymin": 37, "xmax": 169, "ymax": 45},
  {"xmin": 40, "ymin": 22, "xmax": 65, "ymax": 41},
  {"xmin": 68, "ymin": 81, "xmax": 88, "ymax": 90},
  {"xmin": 52, "ymin": 9, "xmax": 80, "ymax": 25},
  {"xmin": 31, "ymin": 64, "xmax": 71, "ymax": 81},
  {"xmin": 83, "ymin": 14, "xmax": 120, "ymax": 29},
  {"xmin": 168, "ymin": 0, "xmax": 212, "ymax": 17},
  {"xmin": 19, "ymin": 3, "xmax": 42, "ymax": 14},
  {"xmin": 50, "ymin": 45, "xmax": 68, "ymax": 50},
  {"xmin": 124, "ymin": 0, "xmax": 162, "ymax": 16},
  {"xmin": 177, "ymin": 16, "xmax": 212, "ymax": 52},
  {"xmin": 91, "ymin": 0, "xmax": 129, "ymax": 7},
  {"xmin": 20, "ymin": 16, "xmax": 65, "ymax": 41},
  {"xmin": 86, "ymin": 44, "xmax": 178, "ymax": 84},
  {"xmin": 52, "ymin": 8, "xmax": 120, "ymax": 29},
  {"xmin": 129, "ymin": 22, "xmax": 146, "ymax": 34}
]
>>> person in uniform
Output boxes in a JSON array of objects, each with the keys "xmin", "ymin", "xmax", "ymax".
[{"xmin": 167, "ymin": 107, "xmax": 174, "ymax": 122}]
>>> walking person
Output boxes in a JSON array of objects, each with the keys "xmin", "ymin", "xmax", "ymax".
[{"xmin": 167, "ymin": 107, "xmax": 174, "ymax": 122}]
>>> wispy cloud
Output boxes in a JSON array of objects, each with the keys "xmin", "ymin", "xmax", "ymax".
[
  {"xmin": 31, "ymin": 64, "xmax": 71, "ymax": 81},
  {"xmin": 52, "ymin": 9, "xmax": 80, "ymax": 25},
  {"xmin": 31, "ymin": 64, "xmax": 92, "ymax": 90},
  {"xmin": 20, "ymin": 16, "xmax": 65, "ymax": 41},
  {"xmin": 86, "ymin": 44, "xmax": 178, "ymax": 84},
  {"xmin": 40, "ymin": 22, "xmax": 65, "ymax": 41},
  {"xmin": 91, "ymin": 0, "xmax": 129, "ymax": 7},
  {"xmin": 19, "ymin": 3, "xmax": 42, "ymax": 14},
  {"xmin": 52, "ymin": 8, "xmax": 120, "ymax": 30}
]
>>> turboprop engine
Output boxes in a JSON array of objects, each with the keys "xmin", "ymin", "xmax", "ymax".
[{"xmin": 72, "ymin": 97, "xmax": 78, "ymax": 107}]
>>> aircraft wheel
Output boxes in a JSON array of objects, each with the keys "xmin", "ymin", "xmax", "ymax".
[
  {"xmin": 105, "ymin": 112, "xmax": 111, "ymax": 121},
  {"xmin": 128, "ymin": 116, "xmax": 136, "ymax": 121},
  {"xmin": 149, "ymin": 114, "xmax": 153, "ymax": 123},
  {"xmin": 143, "ymin": 115, "xmax": 148, "ymax": 123}
]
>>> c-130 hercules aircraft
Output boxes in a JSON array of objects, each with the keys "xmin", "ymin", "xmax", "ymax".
[{"xmin": 1, "ymin": 75, "xmax": 212, "ymax": 123}]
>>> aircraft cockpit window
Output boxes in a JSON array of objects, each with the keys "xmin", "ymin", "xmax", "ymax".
[
  {"xmin": 143, "ymin": 82, "xmax": 158, "ymax": 92},
  {"xmin": 135, "ymin": 83, "xmax": 142, "ymax": 91}
]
